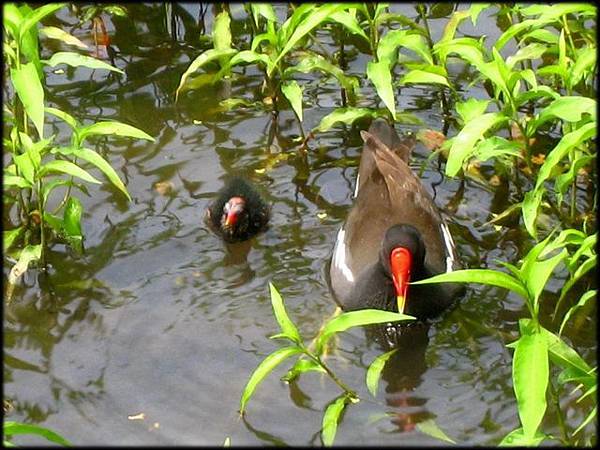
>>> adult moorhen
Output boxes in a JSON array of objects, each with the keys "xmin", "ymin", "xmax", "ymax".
[
  {"xmin": 328, "ymin": 119, "xmax": 463, "ymax": 321},
  {"xmin": 205, "ymin": 177, "xmax": 270, "ymax": 243}
]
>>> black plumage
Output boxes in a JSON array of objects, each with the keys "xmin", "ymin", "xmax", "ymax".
[{"xmin": 205, "ymin": 177, "xmax": 270, "ymax": 243}]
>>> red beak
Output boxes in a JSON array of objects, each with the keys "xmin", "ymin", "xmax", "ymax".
[
  {"xmin": 224, "ymin": 197, "xmax": 245, "ymax": 228},
  {"xmin": 390, "ymin": 247, "xmax": 412, "ymax": 314}
]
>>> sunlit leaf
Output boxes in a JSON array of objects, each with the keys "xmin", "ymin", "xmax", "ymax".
[
  {"xmin": 45, "ymin": 107, "xmax": 78, "ymax": 130},
  {"xmin": 416, "ymin": 419, "xmax": 456, "ymax": 444},
  {"xmin": 3, "ymin": 421, "xmax": 71, "ymax": 446},
  {"xmin": 321, "ymin": 394, "xmax": 350, "ymax": 447},
  {"xmin": 281, "ymin": 80, "xmax": 303, "ymax": 122},
  {"xmin": 377, "ymin": 30, "xmax": 432, "ymax": 65},
  {"xmin": 534, "ymin": 122, "xmax": 596, "ymax": 191},
  {"xmin": 77, "ymin": 121, "xmax": 154, "ymax": 143},
  {"xmin": 467, "ymin": 3, "xmax": 490, "ymax": 26},
  {"xmin": 399, "ymin": 69, "xmax": 449, "ymax": 87},
  {"xmin": 499, "ymin": 427, "xmax": 547, "ymax": 446},
  {"xmin": 455, "ymin": 98, "xmax": 490, "ymax": 124},
  {"xmin": 213, "ymin": 11, "xmax": 232, "ymax": 51},
  {"xmin": 11, "ymin": 62, "xmax": 45, "ymax": 139},
  {"xmin": 175, "ymin": 48, "xmax": 237, "ymax": 100},
  {"xmin": 315, "ymin": 309, "xmax": 414, "ymax": 355},
  {"xmin": 411, "ymin": 269, "xmax": 529, "ymax": 300},
  {"xmin": 3, "ymin": 3, "xmax": 23, "ymax": 38},
  {"xmin": 573, "ymin": 406, "xmax": 597, "ymax": 436},
  {"xmin": 570, "ymin": 46, "xmax": 596, "ymax": 88},
  {"xmin": 13, "ymin": 152, "xmax": 36, "ymax": 185},
  {"xmin": 76, "ymin": 147, "xmax": 131, "ymax": 201},
  {"xmin": 511, "ymin": 329, "xmax": 548, "ymax": 439},
  {"xmin": 239, "ymin": 346, "xmax": 303, "ymax": 413},
  {"xmin": 283, "ymin": 357, "xmax": 327, "ymax": 382},
  {"xmin": 439, "ymin": 10, "xmax": 470, "ymax": 44},
  {"xmin": 43, "ymin": 51, "xmax": 124, "ymax": 74},
  {"xmin": 62, "ymin": 196, "xmax": 83, "ymax": 237},
  {"xmin": 526, "ymin": 248, "xmax": 567, "ymax": 310},
  {"xmin": 40, "ymin": 25, "xmax": 88, "ymax": 49},
  {"xmin": 367, "ymin": 61, "xmax": 395, "ymax": 117},
  {"xmin": 38, "ymin": 160, "xmax": 101, "ymax": 184},
  {"xmin": 18, "ymin": 3, "xmax": 66, "ymax": 45},
  {"xmin": 314, "ymin": 107, "xmax": 384, "ymax": 133},
  {"xmin": 269, "ymin": 283, "xmax": 302, "ymax": 345},
  {"xmin": 3, "ymin": 227, "xmax": 24, "ymax": 252},
  {"xmin": 533, "ymin": 97, "xmax": 596, "ymax": 130},
  {"xmin": 366, "ymin": 349, "xmax": 397, "ymax": 397},
  {"xmin": 328, "ymin": 11, "xmax": 369, "ymax": 43},
  {"xmin": 250, "ymin": 3, "xmax": 277, "ymax": 23},
  {"xmin": 506, "ymin": 43, "xmax": 548, "ymax": 69},
  {"xmin": 445, "ymin": 112, "xmax": 508, "ymax": 177},
  {"xmin": 3, "ymin": 175, "xmax": 32, "ymax": 189}
]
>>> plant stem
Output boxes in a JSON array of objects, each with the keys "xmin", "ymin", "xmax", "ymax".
[
  {"xmin": 549, "ymin": 380, "xmax": 570, "ymax": 445},
  {"xmin": 37, "ymin": 179, "xmax": 46, "ymax": 269},
  {"xmin": 309, "ymin": 353, "xmax": 357, "ymax": 398}
]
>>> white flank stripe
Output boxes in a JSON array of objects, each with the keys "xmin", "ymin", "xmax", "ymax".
[
  {"xmin": 353, "ymin": 174, "xmax": 360, "ymax": 198},
  {"xmin": 440, "ymin": 222, "xmax": 456, "ymax": 273},
  {"xmin": 332, "ymin": 227, "xmax": 354, "ymax": 282}
]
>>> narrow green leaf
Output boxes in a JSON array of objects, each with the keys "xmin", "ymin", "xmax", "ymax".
[
  {"xmin": 43, "ymin": 211, "xmax": 63, "ymax": 234},
  {"xmin": 175, "ymin": 48, "xmax": 237, "ymax": 100},
  {"xmin": 38, "ymin": 160, "xmax": 101, "ymax": 184},
  {"xmin": 557, "ymin": 256, "xmax": 596, "ymax": 312},
  {"xmin": 321, "ymin": 395, "xmax": 349, "ymax": 447},
  {"xmin": 4, "ymin": 227, "xmax": 24, "ymax": 251},
  {"xmin": 455, "ymin": 98, "xmax": 490, "ymax": 124},
  {"xmin": 43, "ymin": 51, "xmax": 124, "ymax": 74},
  {"xmin": 45, "ymin": 107, "xmax": 78, "ymax": 130},
  {"xmin": 283, "ymin": 358, "xmax": 327, "ymax": 382},
  {"xmin": 474, "ymin": 136, "xmax": 521, "ymax": 162},
  {"xmin": 77, "ymin": 121, "xmax": 154, "ymax": 143},
  {"xmin": 400, "ymin": 69, "xmax": 449, "ymax": 87},
  {"xmin": 250, "ymin": 4, "xmax": 277, "ymax": 23},
  {"xmin": 3, "ymin": 175, "xmax": 32, "ymax": 188},
  {"xmin": 573, "ymin": 406, "xmax": 597, "ymax": 436},
  {"xmin": 555, "ymin": 155, "xmax": 595, "ymax": 204},
  {"xmin": 76, "ymin": 147, "xmax": 131, "ymax": 201},
  {"xmin": 13, "ymin": 152, "xmax": 36, "ymax": 185},
  {"xmin": 499, "ymin": 427, "xmax": 547, "ymax": 446},
  {"xmin": 18, "ymin": 3, "xmax": 66, "ymax": 44},
  {"xmin": 316, "ymin": 309, "xmax": 414, "ymax": 355},
  {"xmin": 274, "ymin": 3, "xmax": 346, "ymax": 71},
  {"xmin": 366, "ymin": 349, "xmax": 397, "ymax": 397},
  {"xmin": 240, "ymin": 346, "xmax": 303, "ymax": 413},
  {"xmin": 445, "ymin": 112, "xmax": 507, "ymax": 177},
  {"xmin": 570, "ymin": 46, "xmax": 596, "ymax": 87},
  {"xmin": 3, "ymin": 421, "xmax": 71, "ymax": 446},
  {"xmin": 535, "ymin": 122, "xmax": 596, "ymax": 191},
  {"xmin": 40, "ymin": 25, "xmax": 88, "ymax": 49},
  {"xmin": 367, "ymin": 60, "xmax": 395, "ymax": 117},
  {"xmin": 467, "ymin": 3, "xmax": 490, "ymax": 26},
  {"xmin": 377, "ymin": 30, "xmax": 432, "ymax": 65},
  {"xmin": 269, "ymin": 283, "xmax": 301, "ymax": 345},
  {"xmin": 281, "ymin": 80, "xmax": 303, "ymax": 122},
  {"xmin": 525, "ymin": 249, "xmax": 567, "ymax": 309},
  {"xmin": 506, "ymin": 43, "xmax": 548, "ymax": 70},
  {"xmin": 3, "ymin": 3, "xmax": 23, "ymax": 38},
  {"xmin": 411, "ymin": 269, "xmax": 529, "ymax": 300},
  {"xmin": 11, "ymin": 62, "xmax": 45, "ymax": 139},
  {"xmin": 328, "ymin": 11, "xmax": 369, "ymax": 43},
  {"xmin": 439, "ymin": 10, "xmax": 470, "ymax": 44},
  {"xmin": 314, "ymin": 107, "xmax": 384, "ymax": 133},
  {"xmin": 63, "ymin": 196, "xmax": 83, "ymax": 236},
  {"xmin": 416, "ymin": 419, "xmax": 456, "ymax": 444},
  {"xmin": 512, "ymin": 331, "xmax": 548, "ymax": 439}
]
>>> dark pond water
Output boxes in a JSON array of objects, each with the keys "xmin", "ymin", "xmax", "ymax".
[{"xmin": 4, "ymin": 3, "xmax": 596, "ymax": 446}]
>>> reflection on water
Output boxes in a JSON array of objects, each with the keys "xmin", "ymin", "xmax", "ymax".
[{"xmin": 3, "ymin": 3, "xmax": 595, "ymax": 446}]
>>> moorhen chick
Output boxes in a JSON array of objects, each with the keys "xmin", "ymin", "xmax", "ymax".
[
  {"xmin": 205, "ymin": 177, "xmax": 270, "ymax": 243},
  {"xmin": 328, "ymin": 119, "xmax": 463, "ymax": 321}
]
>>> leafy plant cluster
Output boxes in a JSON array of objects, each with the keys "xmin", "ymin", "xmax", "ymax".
[
  {"xmin": 3, "ymin": 3, "xmax": 154, "ymax": 302},
  {"xmin": 172, "ymin": 3, "xmax": 598, "ymax": 446}
]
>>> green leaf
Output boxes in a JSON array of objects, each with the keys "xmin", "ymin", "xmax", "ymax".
[
  {"xmin": 7, "ymin": 244, "xmax": 42, "ymax": 285},
  {"xmin": 283, "ymin": 358, "xmax": 327, "ymax": 382},
  {"xmin": 43, "ymin": 51, "xmax": 124, "ymax": 74},
  {"xmin": 77, "ymin": 121, "xmax": 154, "ymax": 143},
  {"xmin": 467, "ymin": 3, "xmax": 490, "ymax": 26},
  {"xmin": 250, "ymin": 3, "xmax": 277, "ymax": 23},
  {"xmin": 4, "ymin": 227, "xmax": 24, "ymax": 251},
  {"xmin": 3, "ymin": 421, "xmax": 71, "ymax": 446},
  {"xmin": 315, "ymin": 309, "xmax": 414, "ymax": 355},
  {"xmin": 535, "ymin": 122, "xmax": 596, "ymax": 191},
  {"xmin": 269, "ymin": 283, "xmax": 302, "ymax": 345},
  {"xmin": 439, "ymin": 10, "xmax": 470, "ymax": 44},
  {"xmin": 239, "ymin": 346, "xmax": 303, "ymax": 413},
  {"xmin": 321, "ymin": 394, "xmax": 350, "ymax": 447},
  {"xmin": 63, "ymin": 196, "xmax": 83, "ymax": 236},
  {"xmin": 18, "ymin": 3, "xmax": 66, "ymax": 45},
  {"xmin": 40, "ymin": 25, "xmax": 88, "ymax": 49},
  {"xmin": 45, "ymin": 107, "xmax": 78, "ymax": 130},
  {"xmin": 281, "ymin": 80, "xmax": 303, "ymax": 122},
  {"xmin": 367, "ymin": 60, "xmax": 395, "ymax": 117},
  {"xmin": 445, "ymin": 112, "xmax": 508, "ymax": 177},
  {"xmin": 555, "ymin": 155, "xmax": 594, "ymax": 205},
  {"xmin": 399, "ymin": 69, "xmax": 449, "ymax": 87},
  {"xmin": 313, "ymin": 107, "xmax": 384, "ymax": 133},
  {"xmin": 366, "ymin": 349, "xmax": 397, "ymax": 397},
  {"xmin": 411, "ymin": 269, "xmax": 529, "ymax": 300},
  {"xmin": 512, "ymin": 330, "xmax": 548, "ymax": 439},
  {"xmin": 3, "ymin": 4, "xmax": 23, "ymax": 38},
  {"xmin": 377, "ymin": 30, "xmax": 432, "ymax": 66},
  {"xmin": 573, "ymin": 406, "xmax": 597, "ymax": 436},
  {"xmin": 534, "ymin": 97, "xmax": 596, "ymax": 130},
  {"xmin": 76, "ymin": 147, "xmax": 131, "ymax": 201},
  {"xmin": 175, "ymin": 48, "xmax": 237, "ymax": 100},
  {"xmin": 534, "ymin": 323, "xmax": 592, "ymax": 379},
  {"xmin": 570, "ymin": 46, "xmax": 596, "ymax": 88},
  {"xmin": 38, "ymin": 160, "xmax": 101, "ymax": 184},
  {"xmin": 455, "ymin": 98, "xmax": 490, "ymax": 124},
  {"xmin": 3, "ymin": 175, "xmax": 32, "ymax": 188},
  {"xmin": 13, "ymin": 152, "xmax": 36, "ymax": 185},
  {"xmin": 416, "ymin": 419, "xmax": 456, "ymax": 444},
  {"xmin": 506, "ymin": 43, "xmax": 548, "ymax": 70},
  {"xmin": 43, "ymin": 211, "xmax": 63, "ymax": 234},
  {"xmin": 521, "ymin": 189, "xmax": 543, "ymax": 239},
  {"xmin": 274, "ymin": 3, "xmax": 346, "ymax": 72},
  {"xmin": 525, "ymin": 249, "xmax": 567, "ymax": 310},
  {"xmin": 11, "ymin": 62, "xmax": 45, "ymax": 139},
  {"xmin": 213, "ymin": 11, "xmax": 232, "ymax": 51},
  {"xmin": 474, "ymin": 136, "xmax": 521, "ymax": 162},
  {"xmin": 499, "ymin": 427, "xmax": 547, "ymax": 446},
  {"xmin": 328, "ymin": 11, "xmax": 369, "ymax": 43},
  {"xmin": 556, "ymin": 256, "xmax": 596, "ymax": 313}
]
